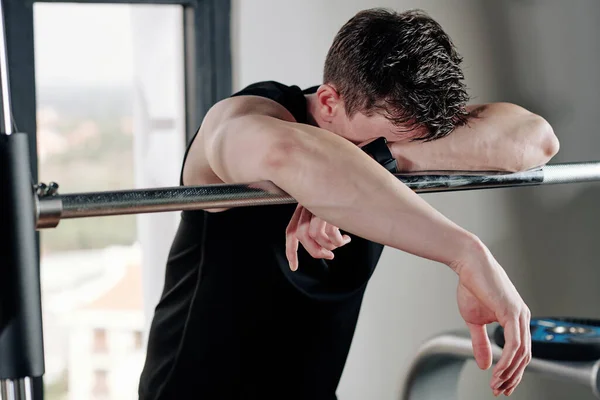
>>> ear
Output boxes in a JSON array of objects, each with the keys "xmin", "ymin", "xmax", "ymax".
[{"xmin": 316, "ymin": 84, "xmax": 342, "ymax": 122}]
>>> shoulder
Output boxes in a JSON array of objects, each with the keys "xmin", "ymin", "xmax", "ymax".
[
  {"xmin": 232, "ymin": 81, "xmax": 303, "ymax": 98},
  {"xmin": 231, "ymin": 81, "xmax": 309, "ymax": 123},
  {"xmin": 180, "ymin": 82, "xmax": 305, "ymax": 189}
]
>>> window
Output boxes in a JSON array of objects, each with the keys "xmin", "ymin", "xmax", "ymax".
[
  {"xmin": 92, "ymin": 328, "xmax": 108, "ymax": 353},
  {"xmin": 1, "ymin": 0, "xmax": 230, "ymax": 399},
  {"xmin": 92, "ymin": 369, "xmax": 109, "ymax": 398},
  {"xmin": 134, "ymin": 330, "xmax": 143, "ymax": 350},
  {"xmin": 34, "ymin": 4, "xmax": 185, "ymax": 400}
]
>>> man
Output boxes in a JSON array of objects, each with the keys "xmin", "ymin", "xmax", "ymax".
[{"xmin": 139, "ymin": 8, "xmax": 559, "ymax": 400}]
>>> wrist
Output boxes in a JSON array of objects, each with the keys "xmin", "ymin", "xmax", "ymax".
[
  {"xmin": 388, "ymin": 142, "xmax": 416, "ymax": 171},
  {"xmin": 447, "ymin": 232, "xmax": 488, "ymax": 275},
  {"xmin": 361, "ymin": 137, "xmax": 398, "ymax": 173}
]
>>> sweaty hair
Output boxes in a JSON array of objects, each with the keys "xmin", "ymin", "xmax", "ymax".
[{"xmin": 323, "ymin": 8, "xmax": 470, "ymax": 141}]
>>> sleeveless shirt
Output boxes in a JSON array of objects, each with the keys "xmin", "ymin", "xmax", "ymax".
[{"xmin": 138, "ymin": 81, "xmax": 385, "ymax": 400}]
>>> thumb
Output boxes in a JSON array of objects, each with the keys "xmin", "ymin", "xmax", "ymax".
[{"xmin": 467, "ymin": 323, "xmax": 493, "ymax": 370}]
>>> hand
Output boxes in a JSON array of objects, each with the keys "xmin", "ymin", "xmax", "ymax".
[
  {"xmin": 454, "ymin": 241, "xmax": 531, "ymax": 397},
  {"xmin": 285, "ymin": 204, "xmax": 351, "ymax": 271}
]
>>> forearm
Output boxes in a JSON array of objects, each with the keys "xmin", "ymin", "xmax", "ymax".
[
  {"xmin": 390, "ymin": 103, "xmax": 560, "ymax": 172},
  {"xmin": 214, "ymin": 117, "xmax": 478, "ymax": 268},
  {"xmin": 389, "ymin": 131, "xmax": 528, "ymax": 172}
]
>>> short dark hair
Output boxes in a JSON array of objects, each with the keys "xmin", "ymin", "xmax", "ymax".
[{"xmin": 323, "ymin": 8, "xmax": 469, "ymax": 141}]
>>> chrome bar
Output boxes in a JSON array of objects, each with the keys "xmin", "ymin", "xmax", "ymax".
[
  {"xmin": 401, "ymin": 331, "xmax": 600, "ymax": 400},
  {"xmin": 0, "ymin": 0, "xmax": 12, "ymax": 135},
  {"xmin": 543, "ymin": 161, "xmax": 600, "ymax": 185},
  {"xmin": 0, "ymin": 378, "xmax": 33, "ymax": 400},
  {"xmin": 22, "ymin": 378, "xmax": 32, "ymax": 400},
  {"xmin": 35, "ymin": 161, "xmax": 600, "ymax": 229},
  {"xmin": 59, "ymin": 180, "xmax": 293, "ymax": 219},
  {"xmin": 0, "ymin": 380, "xmax": 9, "ymax": 400}
]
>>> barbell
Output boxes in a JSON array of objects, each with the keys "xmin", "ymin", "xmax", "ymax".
[{"xmin": 34, "ymin": 160, "xmax": 600, "ymax": 229}]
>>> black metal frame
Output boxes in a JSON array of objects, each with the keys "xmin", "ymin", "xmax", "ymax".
[{"xmin": 0, "ymin": 0, "xmax": 231, "ymax": 398}]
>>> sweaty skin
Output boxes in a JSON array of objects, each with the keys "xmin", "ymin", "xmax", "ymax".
[{"xmin": 182, "ymin": 88, "xmax": 558, "ymax": 397}]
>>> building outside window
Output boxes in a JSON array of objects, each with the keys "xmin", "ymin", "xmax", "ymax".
[
  {"xmin": 92, "ymin": 329, "xmax": 108, "ymax": 353},
  {"xmin": 92, "ymin": 369, "xmax": 109, "ymax": 398}
]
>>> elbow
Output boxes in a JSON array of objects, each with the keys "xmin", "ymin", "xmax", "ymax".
[
  {"xmin": 533, "ymin": 116, "xmax": 560, "ymax": 164},
  {"xmin": 538, "ymin": 119, "xmax": 560, "ymax": 159},
  {"xmin": 517, "ymin": 116, "xmax": 560, "ymax": 171}
]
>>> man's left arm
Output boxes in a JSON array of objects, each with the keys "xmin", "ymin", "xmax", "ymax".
[{"xmin": 389, "ymin": 103, "xmax": 560, "ymax": 172}]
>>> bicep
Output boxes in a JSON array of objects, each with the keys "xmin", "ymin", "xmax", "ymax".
[
  {"xmin": 202, "ymin": 96, "xmax": 299, "ymax": 184},
  {"xmin": 466, "ymin": 102, "xmax": 526, "ymax": 121}
]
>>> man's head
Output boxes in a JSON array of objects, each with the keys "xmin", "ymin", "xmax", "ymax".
[{"xmin": 312, "ymin": 8, "xmax": 469, "ymax": 143}]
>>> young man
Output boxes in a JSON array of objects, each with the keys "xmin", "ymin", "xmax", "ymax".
[{"xmin": 139, "ymin": 9, "xmax": 559, "ymax": 400}]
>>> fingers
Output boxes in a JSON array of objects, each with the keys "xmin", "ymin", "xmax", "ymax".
[
  {"xmin": 504, "ymin": 375, "xmax": 522, "ymax": 396},
  {"xmin": 325, "ymin": 224, "xmax": 351, "ymax": 248},
  {"xmin": 492, "ymin": 309, "xmax": 531, "ymax": 396},
  {"xmin": 285, "ymin": 205, "xmax": 303, "ymax": 271},
  {"xmin": 500, "ymin": 355, "xmax": 527, "ymax": 396},
  {"xmin": 309, "ymin": 215, "xmax": 352, "ymax": 250},
  {"xmin": 500, "ymin": 313, "xmax": 528, "ymax": 379},
  {"xmin": 467, "ymin": 323, "xmax": 492, "ymax": 370},
  {"xmin": 286, "ymin": 205, "xmax": 352, "ymax": 271},
  {"xmin": 492, "ymin": 318, "xmax": 520, "ymax": 392},
  {"xmin": 500, "ymin": 310, "xmax": 532, "ymax": 396},
  {"xmin": 309, "ymin": 218, "xmax": 336, "ymax": 250},
  {"xmin": 296, "ymin": 207, "xmax": 334, "ymax": 260},
  {"xmin": 286, "ymin": 234, "xmax": 300, "ymax": 271}
]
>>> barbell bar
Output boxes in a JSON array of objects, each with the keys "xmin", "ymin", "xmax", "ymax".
[{"xmin": 35, "ymin": 160, "xmax": 600, "ymax": 230}]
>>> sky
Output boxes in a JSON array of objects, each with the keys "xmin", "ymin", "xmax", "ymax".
[{"xmin": 34, "ymin": 3, "xmax": 176, "ymax": 87}]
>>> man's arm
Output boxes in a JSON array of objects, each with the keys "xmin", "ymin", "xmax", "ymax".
[
  {"xmin": 200, "ymin": 95, "xmax": 476, "ymax": 264},
  {"xmin": 193, "ymin": 95, "xmax": 530, "ymax": 393},
  {"xmin": 389, "ymin": 103, "xmax": 560, "ymax": 172}
]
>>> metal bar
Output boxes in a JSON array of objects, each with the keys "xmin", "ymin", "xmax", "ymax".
[
  {"xmin": 542, "ymin": 161, "xmax": 600, "ymax": 184},
  {"xmin": 0, "ymin": 378, "xmax": 33, "ymax": 400},
  {"xmin": 59, "ymin": 180, "xmax": 293, "ymax": 219},
  {"xmin": 35, "ymin": 161, "xmax": 600, "ymax": 229},
  {"xmin": 0, "ymin": 380, "xmax": 8, "ymax": 400},
  {"xmin": 0, "ymin": 0, "xmax": 12, "ymax": 134}
]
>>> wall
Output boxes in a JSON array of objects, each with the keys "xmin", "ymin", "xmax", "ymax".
[
  {"xmin": 474, "ymin": 2, "xmax": 600, "ymax": 399},
  {"xmin": 231, "ymin": 1, "xmax": 600, "ymax": 400},
  {"xmin": 130, "ymin": 5, "xmax": 186, "ymax": 335}
]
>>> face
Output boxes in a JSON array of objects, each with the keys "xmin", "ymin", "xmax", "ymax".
[{"xmin": 312, "ymin": 84, "xmax": 424, "ymax": 145}]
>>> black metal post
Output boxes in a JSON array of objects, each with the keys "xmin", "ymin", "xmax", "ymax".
[{"xmin": 0, "ymin": 0, "xmax": 44, "ymax": 398}]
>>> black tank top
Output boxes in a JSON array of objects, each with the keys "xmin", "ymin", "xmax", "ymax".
[{"xmin": 138, "ymin": 81, "xmax": 385, "ymax": 400}]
